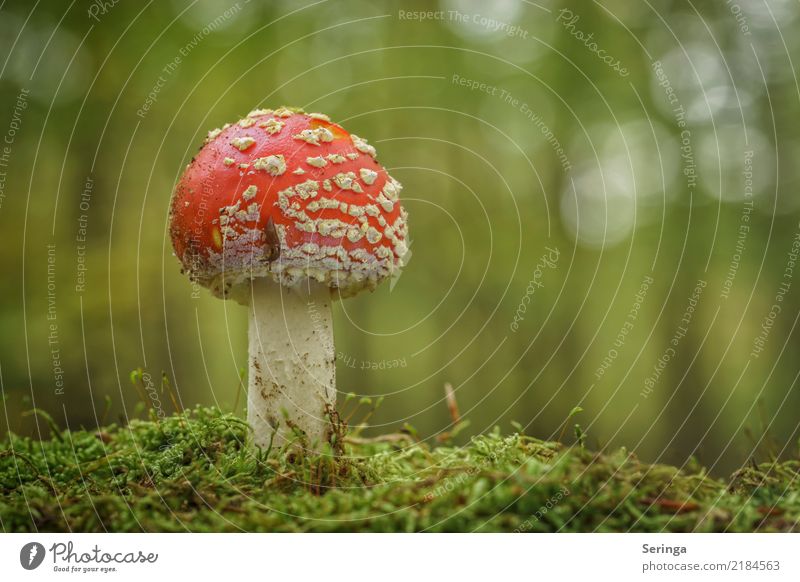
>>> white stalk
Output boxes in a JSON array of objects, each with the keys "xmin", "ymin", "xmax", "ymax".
[{"xmin": 247, "ymin": 278, "xmax": 335, "ymax": 452}]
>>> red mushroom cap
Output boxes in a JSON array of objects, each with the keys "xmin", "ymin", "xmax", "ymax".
[{"xmin": 169, "ymin": 107, "xmax": 408, "ymax": 300}]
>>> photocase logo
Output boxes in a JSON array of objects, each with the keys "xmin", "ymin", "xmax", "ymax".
[{"xmin": 20, "ymin": 542, "xmax": 46, "ymax": 570}]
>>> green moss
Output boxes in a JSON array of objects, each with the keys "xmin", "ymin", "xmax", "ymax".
[{"xmin": 1, "ymin": 406, "xmax": 798, "ymax": 532}]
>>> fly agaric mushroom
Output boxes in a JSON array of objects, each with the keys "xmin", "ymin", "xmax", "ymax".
[{"xmin": 169, "ymin": 107, "xmax": 408, "ymax": 451}]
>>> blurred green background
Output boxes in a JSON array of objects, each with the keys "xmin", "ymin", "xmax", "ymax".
[{"xmin": 1, "ymin": 0, "xmax": 799, "ymax": 475}]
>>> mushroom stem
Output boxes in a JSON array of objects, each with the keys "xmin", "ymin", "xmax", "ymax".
[{"xmin": 247, "ymin": 278, "xmax": 335, "ymax": 452}]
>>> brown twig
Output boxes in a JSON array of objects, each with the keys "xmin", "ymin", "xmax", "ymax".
[{"xmin": 444, "ymin": 382, "xmax": 461, "ymax": 424}]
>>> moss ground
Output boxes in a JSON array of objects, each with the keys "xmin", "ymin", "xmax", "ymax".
[{"xmin": 1, "ymin": 406, "xmax": 798, "ymax": 532}]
